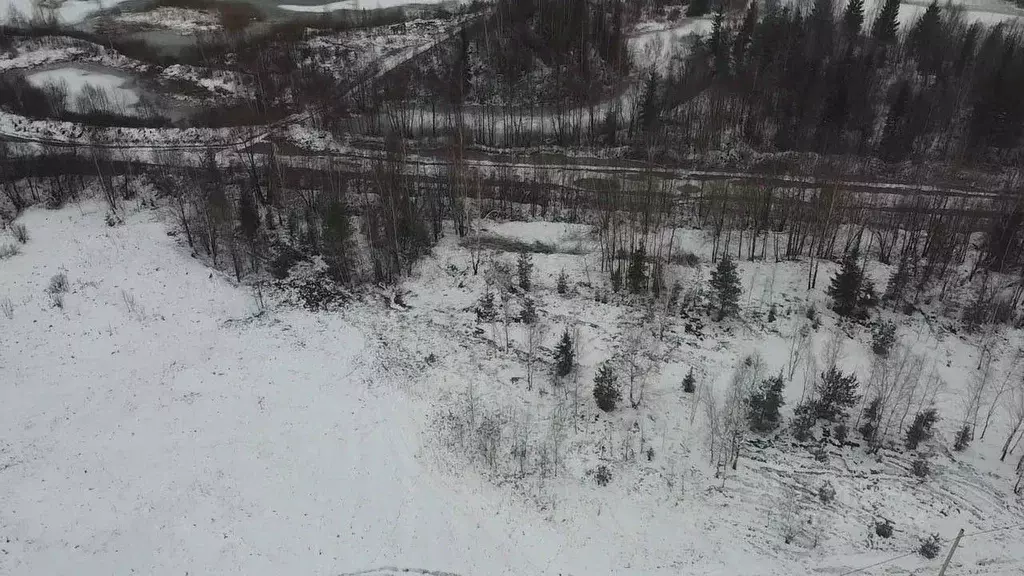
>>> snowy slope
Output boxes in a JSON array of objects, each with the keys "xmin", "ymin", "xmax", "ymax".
[{"xmin": 0, "ymin": 201, "xmax": 610, "ymax": 576}]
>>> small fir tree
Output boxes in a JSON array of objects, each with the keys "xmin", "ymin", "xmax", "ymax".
[
  {"xmin": 710, "ymin": 253, "xmax": 741, "ymax": 320},
  {"xmin": 828, "ymin": 246, "xmax": 864, "ymax": 317},
  {"xmin": 953, "ymin": 423, "xmax": 972, "ymax": 451},
  {"xmin": 476, "ymin": 290, "xmax": 497, "ymax": 322},
  {"xmin": 905, "ymin": 408, "xmax": 938, "ymax": 450},
  {"xmin": 683, "ymin": 367, "xmax": 696, "ymax": 393},
  {"xmin": 815, "ymin": 367, "xmax": 860, "ymax": 421},
  {"xmin": 554, "ymin": 328, "xmax": 575, "ymax": 377},
  {"xmin": 593, "ymin": 362, "xmax": 621, "ymax": 412},
  {"xmin": 520, "ymin": 297, "xmax": 538, "ymax": 324},
  {"xmin": 557, "ymin": 269, "xmax": 569, "ymax": 294},
  {"xmin": 842, "ymin": 0, "xmax": 865, "ymax": 36},
  {"xmin": 748, "ymin": 373, "xmax": 786, "ymax": 432},
  {"xmin": 628, "ymin": 244, "xmax": 647, "ymax": 293},
  {"xmin": 516, "ymin": 251, "xmax": 533, "ymax": 292},
  {"xmin": 871, "ymin": 0, "xmax": 901, "ymax": 43}
]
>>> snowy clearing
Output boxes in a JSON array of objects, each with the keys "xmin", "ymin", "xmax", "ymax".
[{"xmin": 26, "ymin": 65, "xmax": 141, "ymax": 113}]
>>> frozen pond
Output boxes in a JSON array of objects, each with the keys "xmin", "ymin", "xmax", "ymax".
[{"xmin": 26, "ymin": 64, "xmax": 143, "ymax": 115}]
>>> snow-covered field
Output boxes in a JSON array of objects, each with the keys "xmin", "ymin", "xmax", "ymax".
[
  {"xmin": 279, "ymin": 0, "xmax": 464, "ymax": 12},
  {"xmin": 27, "ymin": 65, "xmax": 141, "ymax": 113},
  {"xmin": 3, "ymin": 193, "xmax": 1024, "ymax": 575}
]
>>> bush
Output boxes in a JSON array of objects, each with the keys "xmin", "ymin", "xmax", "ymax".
[
  {"xmin": 767, "ymin": 303, "xmax": 777, "ymax": 322},
  {"xmin": 834, "ymin": 423, "xmax": 849, "ymax": 443},
  {"xmin": 871, "ymin": 320, "xmax": 897, "ymax": 356},
  {"xmin": 557, "ymin": 269, "xmax": 568, "ymax": 294},
  {"xmin": 671, "ymin": 250, "xmax": 701, "ymax": 267},
  {"xmin": 859, "ymin": 397, "xmax": 881, "ymax": 443},
  {"xmin": 0, "ymin": 243, "xmax": 20, "ymax": 259},
  {"xmin": 627, "ymin": 244, "xmax": 647, "ymax": 294},
  {"xmin": 519, "ymin": 296, "xmax": 538, "ymax": 324},
  {"xmin": 593, "ymin": 362, "xmax": 620, "ymax": 412},
  {"xmin": 792, "ymin": 403, "xmax": 817, "ymax": 441},
  {"xmin": 0, "ymin": 297, "xmax": 13, "ymax": 319},
  {"xmin": 48, "ymin": 272, "xmax": 69, "ymax": 295},
  {"xmin": 592, "ymin": 464, "xmax": 612, "ymax": 486},
  {"xmin": 919, "ymin": 533, "xmax": 941, "ymax": 559},
  {"xmin": 11, "ymin": 223, "xmax": 27, "ymax": 243},
  {"xmin": 905, "ymin": 408, "xmax": 938, "ymax": 450},
  {"xmin": 682, "ymin": 367, "xmax": 696, "ymax": 393},
  {"xmin": 818, "ymin": 481, "xmax": 836, "ymax": 504},
  {"xmin": 953, "ymin": 424, "xmax": 972, "ymax": 451},
  {"xmin": 476, "ymin": 290, "xmax": 497, "ymax": 322},
  {"xmin": 911, "ymin": 456, "xmax": 930, "ymax": 478},
  {"xmin": 875, "ymin": 519, "xmax": 894, "ymax": 538}
]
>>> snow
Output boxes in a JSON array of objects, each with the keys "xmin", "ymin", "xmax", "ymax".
[
  {"xmin": 0, "ymin": 0, "xmax": 133, "ymax": 24},
  {"xmin": 2, "ymin": 186, "xmax": 1024, "ymax": 575},
  {"xmin": 112, "ymin": 7, "xmax": 221, "ymax": 34},
  {"xmin": 26, "ymin": 66, "xmax": 140, "ymax": 112},
  {"xmin": 279, "ymin": 0, "xmax": 465, "ymax": 12}
]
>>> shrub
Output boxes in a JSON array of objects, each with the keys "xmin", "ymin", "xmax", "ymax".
[
  {"xmin": 554, "ymin": 329, "xmax": 574, "ymax": 377},
  {"xmin": 593, "ymin": 362, "xmax": 620, "ymax": 412},
  {"xmin": 610, "ymin": 267, "xmax": 622, "ymax": 292},
  {"xmin": 48, "ymin": 272, "xmax": 69, "ymax": 295},
  {"xmin": 875, "ymin": 519, "xmax": 894, "ymax": 538},
  {"xmin": 911, "ymin": 456, "xmax": 930, "ymax": 478},
  {"xmin": 50, "ymin": 292, "xmax": 64, "ymax": 309},
  {"xmin": 834, "ymin": 423, "xmax": 849, "ymax": 443},
  {"xmin": 557, "ymin": 269, "xmax": 568, "ymax": 294},
  {"xmin": 671, "ymin": 250, "xmax": 701, "ymax": 267},
  {"xmin": 859, "ymin": 397, "xmax": 881, "ymax": 442},
  {"xmin": 953, "ymin": 424, "xmax": 972, "ymax": 451},
  {"xmin": 748, "ymin": 373, "xmax": 786, "ymax": 432},
  {"xmin": 0, "ymin": 243, "xmax": 20, "ymax": 259},
  {"xmin": 0, "ymin": 297, "xmax": 13, "ymax": 319},
  {"xmin": 767, "ymin": 303, "xmax": 777, "ymax": 322},
  {"xmin": 815, "ymin": 367, "xmax": 860, "ymax": 421},
  {"xmin": 627, "ymin": 244, "xmax": 647, "ymax": 294},
  {"xmin": 682, "ymin": 368, "xmax": 696, "ymax": 393},
  {"xmin": 919, "ymin": 533, "xmax": 941, "ymax": 559},
  {"xmin": 871, "ymin": 320, "xmax": 897, "ymax": 356},
  {"xmin": 516, "ymin": 251, "xmax": 532, "ymax": 291},
  {"xmin": 11, "ymin": 223, "xmax": 28, "ymax": 243},
  {"xmin": 592, "ymin": 464, "xmax": 612, "ymax": 486},
  {"xmin": 905, "ymin": 409, "xmax": 938, "ymax": 450},
  {"xmin": 818, "ymin": 481, "xmax": 836, "ymax": 504}
]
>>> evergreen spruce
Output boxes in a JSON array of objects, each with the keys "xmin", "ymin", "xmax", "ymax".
[
  {"xmin": 828, "ymin": 246, "xmax": 864, "ymax": 317},
  {"xmin": 554, "ymin": 329, "xmax": 575, "ymax": 377},
  {"xmin": 842, "ymin": 0, "xmax": 865, "ymax": 37},
  {"xmin": 686, "ymin": 0, "xmax": 710, "ymax": 17},
  {"xmin": 557, "ymin": 269, "xmax": 569, "ymax": 294},
  {"xmin": 683, "ymin": 367, "xmax": 696, "ymax": 393},
  {"xmin": 748, "ymin": 373, "xmax": 786, "ymax": 432},
  {"xmin": 815, "ymin": 367, "xmax": 860, "ymax": 421},
  {"xmin": 953, "ymin": 424, "xmax": 972, "ymax": 451},
  {"xmin": 859, "ymin": 397, "xmax": 881, "ymax": 442},
  {"xmin": 638, "ymin": 71, "xmax": 660, "ymax": 133},
  {"xmin": 628, "ymin": 243, "xmax": 647, "ymax": 294},
  {"xmin": 517, "ymin": 251, "xmax": 533, "ymax": 291},
  {"xmin": 710, "ymin": 253, "xmax": 741, "ymax": 320},
  {"xmin": 321, "ymin": 200, "xmax": 353, "ymax": 283},
  {"xmin": 905, "ymin": 408, "xmax": 938, "ymax": 450},
  {"xmin": 476, "ymin": 290, "xmax": 497, "ymax": 322},
  {"xmin": 871, "ymin": 0, "xmax": 901, "ymax": 43},
  {"xmin": 520, "ymin": 297, "xmax": 538, "ymax": 324},
  {"xmin": 593, "ymin": 362, "xmax": 621, "ymax": 412}
]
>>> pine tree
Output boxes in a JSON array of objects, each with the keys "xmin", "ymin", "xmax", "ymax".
[
  {"xmin": 709, "ymin": 4, "xmax": 730, "ymax": 76},
  {"xmin": 238, "ymin": 189, "xmax": 261, "ymax": 272},
  {"xmin": 710, "ymin": 253, "xmax": 741, "ymax": 320},
  {"xmin": 748, "ymin": 373, "xmax": 786, "ymax": 432},
  {"xmin": 683, "ymin": 368, "xmax": 696, "ymax": 393},
  {"xmin": 732, "ymin": 1, "xmax": 758, "ymax": 70},
  {"xmin": 557, "ymin": 269, "xmax": 569, "ymax": 294},
  {"xmin": 908, "ymin": 1, "xmax": 941, "ymax": 74},
  {"xmin": 517, "ymin": 251, "xmax": 533, "ymax": 291},
  {"xmin": 321, "ymin": 200, "xmax": 353, "ymax": 283},
  {"xmin": 593, "ymin": 362, "xmax": 621, "ymax": 412},
  {"xmin": 859, "ymin": 397, "xmax": 881, "ymax": 442},
  {"xmin": 476, "ymin": 290, "xmax": 496, "ymax": 322},
  {"xmin": 842, "ymin": 0, "xmax": 865, "ymax": 37},
  {"xmin": 828, "ymin": 246, "xmax": 864, "ymax": 317},
  {"xmin": 628, "ymin": 243, "xmax": 647, "ymax": 293},
  {"xmin": 686, "ymin": 0, "xmax": 710, "ymax": 17},
  {"xmin": 520, "ymin": 296, "xmax": 538, "ymax": 324},
  {"xmin": 905, "ymin": 408, "xmax": 939, "ymax": 450},
  {"xmin": 884, "ymin": 253, "xmax": 912, "ymax": 308},
  {"xmin": 815, "ymin": 367, "xmax": 860, "ymax": 421},
  {"xmin": 638, "ymin": 71, "xmax": 660, "ymax": 133},
  {"xmin": 871, "ymin": 0, "xmax": 901, "ymax": 43},
  {"xmin": 554, "ymin": 329, "xmax": 575, "ymax": 377}
]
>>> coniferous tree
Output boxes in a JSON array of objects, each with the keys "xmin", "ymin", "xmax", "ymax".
[
  {"xmin": 859, "ymin": 396, "xmax": 881, "ymax": 442},
  {"xmin": 748, "ymin": 373, "xmax": 786, "ymax": 432},
  {"xmin": 908, "ymin": 2, "xmax": 942, "ymax": 74},
  {"xmin": 686, "ymin": 0, "xmax": 710, "ymax": 17},
  {"xmin": 238, "ymin": 189, "xmax": 261, "ymax": 272},
  {"xmin": 828, "ymin": 246, "xmax": 864, "ymax": 317},
  {"xmin": 842, "ymin": 0, "xmax": 865, "ymax": 37},
  {"xmin": 628, "ymin": 243, "xmax": 647, "ymax": 293},
  {"xmin": 554, "ymin": 328, "xmax": 575, "ymax": 377},
  {"xmin": 520, "ymin": 296, "xmax": 538, "ymax": 324},
  {"xmin": 871, "ymin": 0, "xmax": 901, "ymax": 43},
  {"xmin": 683, "ymin": 367, "xmax": 696, "ymax": 393},
  {"xmin": 517, "ymin": 251, "xmax": 533, "ymax": 291},
  {"xmin": 638, "ymin": 70, "xmax": 660, "ymax": 133},
  {"xmin": 815, "ymin": 367, "xmax": 860, "ymax": 421},
  {"xmin": 321, "ymin": 200, "xmax": 353, "ymax": 283},
  {"xmin": 905, "ymin": 408, "xmax": 939, "ymax": 450},
  {"xmin": 732, "ymin": 1, "xmax": 758, "ymax": 70},
  {"xmin": 593, "ymin": 362, "xmax": 621, "ymax": 412},
  {"xmin": 476, "ymin": 290, "xmax": 497, "ymax": 322},
  {"xmin": 708, "ymin": 4, "xmax": 730, "ymax": 76},
  {"xmin": 710, "ymin": 253, "xmax": 742, "ymax": 320}
]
